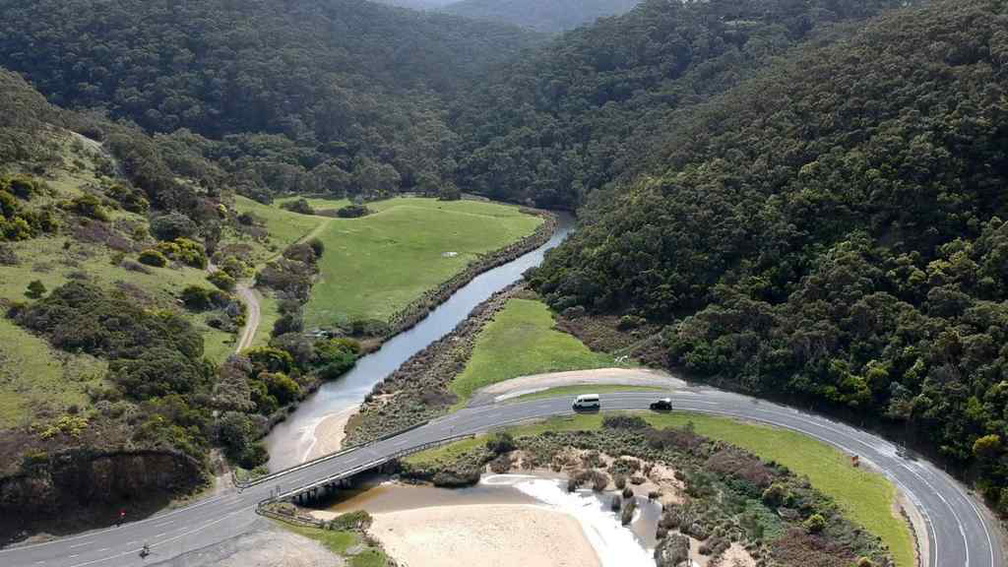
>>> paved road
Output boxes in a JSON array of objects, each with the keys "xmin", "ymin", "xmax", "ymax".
[{"xmin": 2, "ymin": 389, "xmax": 1002, "ymax": 566}]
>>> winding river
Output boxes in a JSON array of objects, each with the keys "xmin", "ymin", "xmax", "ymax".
[{"xmin": 265, "ymin": 213, "xmax": 574, "ymax": 470}]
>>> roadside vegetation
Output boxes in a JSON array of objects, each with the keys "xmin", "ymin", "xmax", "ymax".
[
  {"xmin": 402, "ymin": 415, "xmax": 895, "ymax": 566},
  {"xmin": 279, "ymin": 511, "xmax": 390, "ymax": 567}
]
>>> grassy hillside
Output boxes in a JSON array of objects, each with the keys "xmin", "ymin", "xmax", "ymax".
[
  {"xmin": 450, "ymin": 298, "xmax": 616, "ymax": 403},
  {"xmin": 302, "ymin": 198, "xmax": 542, "ymax": 328}
]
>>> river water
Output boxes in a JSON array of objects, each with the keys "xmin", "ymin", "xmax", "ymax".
[{"xmin": 265, "ymin": 213, "xmax": 575, "ymax": 470}]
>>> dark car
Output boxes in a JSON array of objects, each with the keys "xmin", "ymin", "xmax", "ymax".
[{"xmin": 649, "ymin": 397, "xmax": 673, "ymax": 411}]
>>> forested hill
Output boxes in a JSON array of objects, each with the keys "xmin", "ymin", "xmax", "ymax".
[
  {"xmin": 530, "ymin": 0, "xmax": 1008, "ymax": 513},
  {"xmin": 441, "ymin": 0, "xmax": 640, "ymax": 32},
  {"xmin": 449, "ymin": 0, "xmax": 905, "ymax": 208},
  {"xmin": 0, "ymin": 0, "xmax": 541, "ymax": 200}
]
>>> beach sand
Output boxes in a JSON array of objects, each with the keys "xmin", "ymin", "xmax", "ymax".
[
  {"xmin": 369, "ymin": 503, "xmax": 601, "ymax": 567},
  {"xmin": 305, "ymin": 408, "xmax": 356, "ymax": 461}
]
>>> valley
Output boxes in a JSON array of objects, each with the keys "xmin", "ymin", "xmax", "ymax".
[{"xmin": 0, "ymin": 0, "xmax": 1005, "ymax": 566}]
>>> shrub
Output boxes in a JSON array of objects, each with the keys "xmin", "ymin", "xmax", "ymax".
[
  {"xmin": 151, "ymin": 212, "xmax": 198, "ymax": 241},
  {"xmin": 622, "ymin": 486, "xmax": 634, "ymax": 499},
  {"xmin": 104, "ymin": 182, "xmax": 149, "ymax": 213},
  {"xmin": 207, "ymin": 269, "xmax": 236, "ymax": 291},
  {"xmin": 246, "ymin": 346, "xmax": 294, "ymax": 373},
  {"xmin": 328, "ymin": 510, "xmax": 372, "ymax": 531},
  {"xmin": 181, "ymin": 285, "xmax": 230, "ymax": 311},
  {"xmin": 308, "ymin": 237, "xmax": 324, "ymax": 257},
  {"xmin": 281, "ymin": 198, "xmax": 315, "ymax": 215},
  {"xmin": 272, "ymin": 313, "xmax": 304, "ymax": 336},
  {"xmin": 762, "ymin": 483, "xmax": 789, "ymax": 507},
  {"xmin": 602, "ymin": 415, "xmax": 649, "ymax": 430},
  {"xmin": 486, "ymin": 432, "xmax": 516, "ymax": 455},
  {"xmin": 803, "ymin": 513, "xmax": 826, "ymax": 534},
  {"xmin": 138, "ymin": 248, "xmax": 168, "ymax": 267},
  {"xmin": 336, "ymin": 204, "xmax": 371, "ymax": 218},
  {"xmin": 238, "ymin": 442, "xmax": 269, "ymax": 469},
  {"xmin": 67, "ymin": 193, "xmax": 110, "ymax": 221},
  {"xmin": 156, "ymin": 237, "xmax": 207, "ymax": 268},
  {"xmin": 25, "ymin": 279, "xmax": 46, "ymax": 299},
  {"xmin": 219, "ymin": 255, "xmax": 253, "ymax": 278}
]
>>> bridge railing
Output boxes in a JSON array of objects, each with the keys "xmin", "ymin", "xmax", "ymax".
[
  {"xmin": 233, "ymin": 418, "xmax": 434, "ymax": 489},
  {"xmin": 255, "ymin": 431, "xmax": 477, "ymax": 509}
]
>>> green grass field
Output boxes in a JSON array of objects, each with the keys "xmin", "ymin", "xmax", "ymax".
[
  {"xmin": 302, "ymin": 198, "xmax": 542, "ymax": 329},
  {"xmin": 232, "ymin": 195, "xmax": 328, "ymax": 261},
  {"xmin": 449, "ymin": 298, "xmax": 617, "ymax": 406},
  {"xmin": 406, "ymin": 411, "xmax": 914, "ymax": 567}
]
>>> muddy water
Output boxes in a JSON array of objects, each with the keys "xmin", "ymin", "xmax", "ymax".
[{"xmin": 265, "ymin": 213, "xmax": 574, "ymax": 470}]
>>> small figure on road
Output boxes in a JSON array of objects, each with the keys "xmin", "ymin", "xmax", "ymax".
[
  {"xmin": 140, "ymin": 543, "xmax": 150, "ymax": 558},
  {"xmin": 851, "ymin": 454, "xmax": 860, "ymax": 468},
  {"xmin": 117, "ymin": 508, "xmax": 126, "ymax": 526}
]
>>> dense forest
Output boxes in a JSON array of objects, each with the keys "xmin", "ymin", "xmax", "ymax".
[
  {"xmin": 448, "ymin": 0, "xmax": 907, "ymax": 208},
  {"xmin": 530, "ymin": 0, "xmax": 1008, "ymax": 514},
  {"xmin": 0, "ymin": 0, "xmax": 541, "ymax": 201},
  {"xmin": 441, "ymin": 0, "xmax": 640, "ymax": 32}
]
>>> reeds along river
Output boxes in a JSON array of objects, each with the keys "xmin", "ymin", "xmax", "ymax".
[{"xmin": 264, "ymin": 213, "xmax": 574, "ymax": 470}]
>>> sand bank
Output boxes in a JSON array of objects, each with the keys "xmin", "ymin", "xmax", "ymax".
[
  {"xmin": 369, "ymin": 503, "xmax": 601, "ymax": 567},
  {"xmin": 305, "ymin": 407, "xmax": 356, "ymax": 461}
]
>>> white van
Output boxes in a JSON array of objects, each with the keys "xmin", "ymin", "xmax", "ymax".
[{"xmin": 572, "ymin": 394, "xmax": 601, "ymax": 411}]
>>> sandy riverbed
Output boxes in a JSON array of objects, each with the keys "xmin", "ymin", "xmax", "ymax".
[
  {"xmin": 304, "ymin": 407, "xmax": 356, "ymax": 461},
  {"xmin": 369, "ymin": 503, "xmax": 601, "ymax": 567}
]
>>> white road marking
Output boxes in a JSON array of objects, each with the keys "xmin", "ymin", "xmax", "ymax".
[{"xmin": 69, "ymin": 542, "xmax": 91, "ymax": 549}]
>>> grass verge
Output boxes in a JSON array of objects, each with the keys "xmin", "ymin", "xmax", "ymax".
[
  {"xmin": 510, "ymin": 384, "xmax": 665, "ymax": 402},
  {"xmin": 281, "ymin": 523, "xmax": 389, "ymax": 567},
  {"xmin": 449, "ymin": 298, "xmax": 617, "ymax": 407},
  {"xmin": 405, "ymin": 410, "xmax": 915, "ymax": 566}
]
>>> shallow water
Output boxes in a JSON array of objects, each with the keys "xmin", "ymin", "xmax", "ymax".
[{"xmin": 265, "ymin": 213, "xmax": 574, "ymax": 470}]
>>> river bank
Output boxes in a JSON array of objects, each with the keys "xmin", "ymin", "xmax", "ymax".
[{"xmin": 264, "ymin": 214, "xmax": 573, "ymax": 470}]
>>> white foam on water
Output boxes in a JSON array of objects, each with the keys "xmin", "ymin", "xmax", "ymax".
[{"xmin": 482, "ymin": 475, "xmax": 655, "ymax": 567}]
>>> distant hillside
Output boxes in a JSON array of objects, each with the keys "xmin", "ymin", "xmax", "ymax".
[
  {"xmin": 450, "ymin": 0, "xmax": 902, "ymax": 208},
  {"xmin": 0, "ymin": 0, "xmax": 540, "ymax": 200},
  {"xmin": 375, "ymin": 0, "xmax": 455, "ymax": 9},
  {"xmin": 442, "ymin": 0, "xmax": 639, "ymax": 31}
]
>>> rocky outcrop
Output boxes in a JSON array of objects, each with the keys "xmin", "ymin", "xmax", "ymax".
[{"xmin": 654, "ymin": 531, "xmax": 690, "ymax": 566}]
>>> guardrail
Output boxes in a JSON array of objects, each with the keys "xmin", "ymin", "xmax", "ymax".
[{"xmin": 255, "ymin": 431, "xmax": 477, "ymax": 507}]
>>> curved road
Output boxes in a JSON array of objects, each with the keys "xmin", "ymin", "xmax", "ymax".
[{"xmin": 2, "ymin": 389, "xmax": 1002, "ymax": 566}]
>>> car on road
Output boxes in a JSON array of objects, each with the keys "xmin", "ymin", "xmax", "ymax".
[
  {"xmin": 572, "ymin": 393, "xmax": 601, "ymax": 411},
  {"xmin": 649, "ymin": 397, "xmax": 673, "ymax": 411}
]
